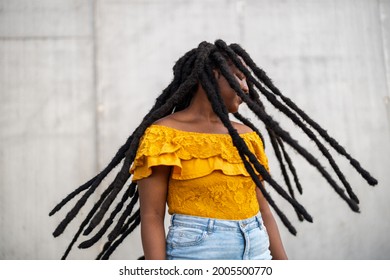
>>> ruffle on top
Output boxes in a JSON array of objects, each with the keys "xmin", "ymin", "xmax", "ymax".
[{"xmin": 130, "ymin": 124, "xmax": 269, "ymax": 181}]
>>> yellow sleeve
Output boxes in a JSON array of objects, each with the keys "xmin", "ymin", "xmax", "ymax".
[
  {"xmin": 249, "ymin": 133, "xmax": 270, "ymax": 173},
  {"xmin": 243, "ymin": 132, "xmax": 270, "ymax": 182},
  {"xmin": 129, "ymin": 126, "xmax": 182, "ymax": 181}
]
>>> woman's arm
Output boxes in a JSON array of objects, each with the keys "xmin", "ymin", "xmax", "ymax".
[
  {"xmin": 256, "ymin": 187, "xmax": 288, "ymax": 260},
  {"xmin": 138, "ymin": 165, "xmax": 171, "ymax": 260}
]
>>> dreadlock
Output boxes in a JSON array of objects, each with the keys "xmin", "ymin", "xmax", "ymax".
[
  {"xmin": 214, "ymin": 40, "xmax": 377, "ymax": 206},
  {"xmin": 50, "ymin": 39, "xmax": 377, "ymax": 259}
]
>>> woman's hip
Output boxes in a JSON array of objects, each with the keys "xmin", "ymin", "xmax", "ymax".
[{"xmin": 166, "ymin": 212, "xmax": 272, "ymax": 260}]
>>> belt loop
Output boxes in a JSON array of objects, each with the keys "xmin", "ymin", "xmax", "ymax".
[
  {"xmin": 170, "ymin": 214, "xmax": 176, "ymax": 225},
  {"xmin": 207, "ymin": 218, "xmax": 214, "ymax": 234},
  {"xmin": 255, "ymin": 213, "xmax": 262, "ymax": 229}
]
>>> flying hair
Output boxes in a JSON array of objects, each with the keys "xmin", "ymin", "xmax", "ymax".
[{"xmin": 49, "ymin": 40, "xmax": 378, "ymax": 259}]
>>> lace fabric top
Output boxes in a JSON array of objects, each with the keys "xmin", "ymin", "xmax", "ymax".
[{"xmin": 130, "ymin": 124, "xmax": 269, "ymax": 220}]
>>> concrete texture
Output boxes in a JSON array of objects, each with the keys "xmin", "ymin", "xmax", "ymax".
[{"xmin": 0, "ymin": 0, "xmax": 389, "ymax": 260}]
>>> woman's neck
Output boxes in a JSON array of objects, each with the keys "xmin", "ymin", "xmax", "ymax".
[{"xmin": 184, "ymin": 87, "xmax": 220, "ymax": 123}]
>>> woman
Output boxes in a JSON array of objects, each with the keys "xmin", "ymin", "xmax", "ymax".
[
  {"xmin": 50, "ymin": 40, "xmax": 377, "ymax": 260},
  {"xmin": 131, "ymin": 54, "xmax": 287, "ymax": 259}
]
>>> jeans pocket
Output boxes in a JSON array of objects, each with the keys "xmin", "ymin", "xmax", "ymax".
[{"xmin": 167, "ymin": 225, "xmax": 208, "ymax": 248}]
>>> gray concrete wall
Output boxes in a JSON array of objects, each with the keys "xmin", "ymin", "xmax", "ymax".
[{"xmin": 0, "ymin": 0, "xmax": 389, "ymax": 260}]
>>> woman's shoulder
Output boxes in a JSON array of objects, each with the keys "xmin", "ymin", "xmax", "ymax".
[
  {"xmin": 231, "ymin": 121, "xmax": 253, "ymax": 134},
  {"xmin": 153, "ymin": 113, "xmax": 183, "ymax": 128},
  {"xmin": 153, "ymin": 114, "xmax": 254, "ymax": 135}
]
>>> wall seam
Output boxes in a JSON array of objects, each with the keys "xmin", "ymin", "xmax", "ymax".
[
  {"xmin": 92, "ymin": 0, "xmax": 100, "ymax": 173},
  {"xmin": 378, "ymin": 0, "xmax": 390, "ymax": 96},
  {"xmin": 377, "ymin": 0, "xmax": 390, "ymax": 134}
]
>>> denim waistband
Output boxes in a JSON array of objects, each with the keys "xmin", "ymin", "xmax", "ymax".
[{"xmin": 170, "ymin": 212, "xmax": 264, "ymax": 233}]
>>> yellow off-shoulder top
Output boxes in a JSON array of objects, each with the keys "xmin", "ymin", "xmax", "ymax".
[{"xmin": 130, "ymin": 124, "xmax": 269, "ymax": 220}]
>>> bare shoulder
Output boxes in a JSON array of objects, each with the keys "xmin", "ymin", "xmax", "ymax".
[
  {"xmin": 153, "ymin": 115, "xmax": 176, "ymax": 127},
  {"xmin": 153, "ymin": 111, "xmax": 188, "ymax": 129},
  {"xmin": 154, "ymin": 114, "xmax": 253, "ymax": 134},
  {"xmin": 231, "ymin": 121, "xmax": 253, "ymax": 134}
]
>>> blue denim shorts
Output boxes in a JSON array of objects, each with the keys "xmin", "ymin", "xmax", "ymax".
[{"xmin": 166, "ymin": 212, "xmax": 272, "ymax": 260}]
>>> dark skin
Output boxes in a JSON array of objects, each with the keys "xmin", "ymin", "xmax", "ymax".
[{"xmin": 138, "ymin": 64, "xmax": 288, "ymax": 260}]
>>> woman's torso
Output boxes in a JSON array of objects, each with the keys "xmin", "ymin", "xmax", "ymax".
[{"xmin": 131, "ymin": 124, "xmax": 269, "ymax": 220}]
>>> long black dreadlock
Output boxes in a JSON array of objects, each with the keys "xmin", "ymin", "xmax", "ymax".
[{"xmin": 50, "ymin": 39, "xmax": 378, "ymax": 259}]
